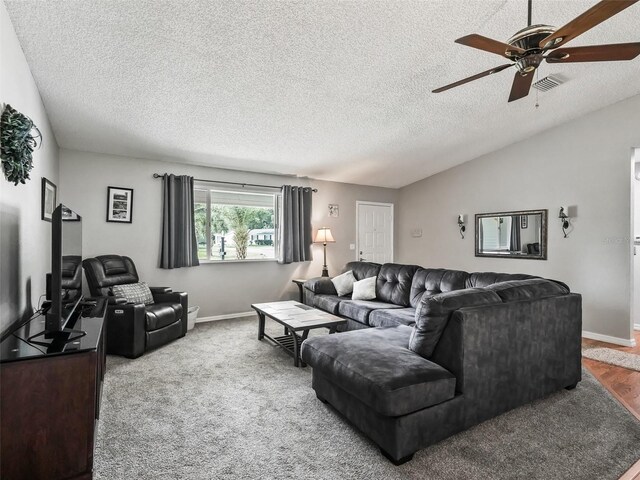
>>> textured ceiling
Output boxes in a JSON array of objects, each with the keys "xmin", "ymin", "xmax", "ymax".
[{"xmin": 4, "ymin": 0, "xmax": 640, "ymax": 188}]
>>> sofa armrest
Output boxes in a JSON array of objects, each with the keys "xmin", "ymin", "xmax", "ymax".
[
  {"xmin": 430, "ymin": 293, "xmax": 582, "ymax": 426},
  {"xmin": 304, "ymin": 277, "xmax": 337, "ymax": 295},
  {"xmin": 150, "ymin": 286, "xmax": 172, "ymax": 294},
  {"xmin": 153, "ymin": 291, "xmax": 189, "ymax": 336},
  {"xmin": 107, "ymin": 296, "xmax": 128, "ymax": 305}
]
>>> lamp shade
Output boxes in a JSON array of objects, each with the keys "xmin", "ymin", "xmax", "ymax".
[{"xmin": 314, "ymin": 227, "xmax": 335, "ymax": 243}]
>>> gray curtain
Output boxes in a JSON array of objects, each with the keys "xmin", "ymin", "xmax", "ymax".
[
  {"xmin": 160, "ymin": 174, "xmax": 200, "ymax": 269},
  {"xmin": 510, "ymin": 215, "xmax": 521, "ymax": 252},
  {"xmin": 278, "ymin": 185, "xmax": 312, "ymax": 264}
]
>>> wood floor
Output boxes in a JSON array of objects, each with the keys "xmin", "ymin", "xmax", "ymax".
[{"xmin": 581, "ymin": 331, "xmax": 640, "ymax": 480}]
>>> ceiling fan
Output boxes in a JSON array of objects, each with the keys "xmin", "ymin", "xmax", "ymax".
[{"xmin": 432, "ymin": 0, "xmax": 640, "ymax": 102}]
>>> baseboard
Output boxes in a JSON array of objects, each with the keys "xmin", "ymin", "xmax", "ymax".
[
  {"xmin": 582, "ymin": 330, "xmax": 636, "ymax": 347},
  {"xmin": 635, "ymin": 323, "xmax": 640, "ymax": 331},
  {"xmin": 195, "ymin": 311, "xmax": 255, "ymax": 324}
]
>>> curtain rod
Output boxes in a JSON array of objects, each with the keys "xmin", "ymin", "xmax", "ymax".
[{"xmin": 152, "ymin": 173, "xmax": 317, "ymax": 192}]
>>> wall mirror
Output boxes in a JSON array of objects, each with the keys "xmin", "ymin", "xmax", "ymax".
[{"xmin": 475, "ymin": 209, "xmax": 548, "ymax": 260}]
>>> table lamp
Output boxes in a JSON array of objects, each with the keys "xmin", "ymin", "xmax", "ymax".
[{"xmin": 314, "ymin": 227, "xmax": 335, "ymax": 277}]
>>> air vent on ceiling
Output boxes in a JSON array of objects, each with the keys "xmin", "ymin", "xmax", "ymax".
[{"xmin": 532, "ymin": 75, "xmax": 565, "ymax": 92}]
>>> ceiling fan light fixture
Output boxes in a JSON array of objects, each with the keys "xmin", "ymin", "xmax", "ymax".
[{"xmin": 516, "ymin": 54, "xmax": 543, "ymax": 73}]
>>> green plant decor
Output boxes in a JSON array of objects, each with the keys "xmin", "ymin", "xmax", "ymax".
[{"xmin": 1, "ymin": 104, "xmax": 41, "ymax": 185}]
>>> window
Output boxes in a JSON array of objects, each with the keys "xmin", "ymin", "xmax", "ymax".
[
  {"xmin": 194, "ymin": 187, "xmax": 278, "ymax": 261},
  {"xmin": 480, "ymin": 216, "xmax": 512, "ymax": 251}
]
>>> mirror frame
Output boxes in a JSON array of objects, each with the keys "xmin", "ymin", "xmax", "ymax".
[{"xmin": 475, "ymin": 209, "xmax": 548, "ymax": 260}]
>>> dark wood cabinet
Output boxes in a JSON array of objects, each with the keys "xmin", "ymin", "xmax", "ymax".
[{"xmin": 1, "ymin": 301, "xmax": 106, "ymax": 480}]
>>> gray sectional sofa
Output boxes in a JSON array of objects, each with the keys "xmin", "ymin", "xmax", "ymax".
[{"xmin": 300, "ymin": 262, "xmax": 582, "ymax": 464}]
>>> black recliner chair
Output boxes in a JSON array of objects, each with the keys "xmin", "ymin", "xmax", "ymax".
[{"xmin": 82, "ymin": 255, "xmax": 188, "ymax": 358}]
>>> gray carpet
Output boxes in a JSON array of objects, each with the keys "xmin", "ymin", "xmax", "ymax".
[
  {"xmin": 582, "ymin": 346, "xmax": 640, "ymax": 372},
  {"xmin": 95, "ymin": 318, "xmax": 640, "ymax": 480}
]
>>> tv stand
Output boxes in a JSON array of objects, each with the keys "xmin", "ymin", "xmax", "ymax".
[
  {"xmin": 1, "ymin": 298, "xmax": 107, "ymax": 480},
  {"xmin": 27, "ymin": 327, "xmax": 87, "ymax": 347}
]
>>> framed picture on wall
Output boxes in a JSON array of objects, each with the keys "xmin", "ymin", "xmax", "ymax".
[
  {"xmin": 41, "ymin": 177, "xmax": 56, "ymax": 222},
  {"xmin": 328, "ymin": 204, "xmax": 339, "ymax": 218},
  {"xmin": 106, "ymin": 186, "xmax": 134, "ymax": 223}
]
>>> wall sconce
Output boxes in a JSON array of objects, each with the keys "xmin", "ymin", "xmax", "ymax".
[
  {"xmin": 558, "ymin": 206, "xmax": 570, "ymax": 238},
  {"xmin": 457, "ymin": 214, "xmax": 466, "ymax": 239}
]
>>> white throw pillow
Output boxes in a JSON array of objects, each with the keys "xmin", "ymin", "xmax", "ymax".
[
  {"xmin": 351, "ymin": 276, "xmax": 377, "ymax": 301},
  {"xmin": 331, "ymin": 270, "xmax": 356, "ymax": 297}
]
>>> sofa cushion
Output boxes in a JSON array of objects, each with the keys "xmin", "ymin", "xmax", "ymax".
[
  {"xmin": 352, "ymin": 277, "xmax": 377, "ymax": 301},
  {"xmin": 338, "ymin": 299, "xmax": 403, "ymax": 324},
  {"xmin": 376, "ymin": 263, "xmax": 420, "ymax": 307},
  {"xmin": 343, "ymin": 261, "xmax": 381, "ymax": 281},
  {"xmin": 486, "ymin": 278, "xmax": 569, "ymax": 302},
  {"xmin": 304, "ymin": 277, "xmax": 338, "ymax": 295},
  {"xmin": 410, "ymin": 268, "xmax": 470, "ymax": 307},
  {"xmin": 331, "ymin": 270, "xmax": 356, "ymax": 296},
  {"xmin": 369, "ymin": 308, "xmax": 416, "ymax": 328},
  {"xmin": 301, "ymin": 326, "xmax": 456, "ymax": 416},
  {"xmin": 465, "ymin": 272, "xmax": 538, "ymax": 289},
  {"xmin": 146, "ymin": 303, "xmax": 183, "ymax": 331},
  {"xmin": 313, "ymin": 294, "xmax": 345, "ymax": 315},
  {"xmin": 410, "ymin": 288, "xmax": 502, "ymax": 358}
]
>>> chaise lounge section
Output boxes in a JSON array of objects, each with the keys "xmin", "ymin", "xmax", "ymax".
[{"xmin": 300, "ymin": 262, "xmax": 581, "ymax": 464}]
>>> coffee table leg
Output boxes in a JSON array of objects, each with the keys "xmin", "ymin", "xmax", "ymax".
[
  {"xmin": 258, "ymin": 312, "xmax": 265, "ymax": 340},
  {"xmin": 329, "ymin": 325, "xmax": 337, "ymax": 334},
  {"xmin": 290, "ymin": 329, "xmax": 310, "ymax": 367},
  {"xmin": 299, "ymin": 330, "xmax": 310, "ymax": 367},
  {"xmin": 291, "ymin": 330, "xmax": 300, "ymax": 367}
]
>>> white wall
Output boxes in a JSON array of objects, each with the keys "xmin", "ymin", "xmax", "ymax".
[
  {"xmin": 0, "ymin": 2, "xmax": 59, "ymax": 336},
  {"xmin": 398, "ymin": 95, "xmax": 640, "ymax": 344},
  {"xmin": 59, "ymin": 150, "xmax": 397, "ymax": 317}
]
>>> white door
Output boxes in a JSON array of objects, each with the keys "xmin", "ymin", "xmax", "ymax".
[{"xmin": 357, "ymin": 202, "xmax": 394, "ymax": 263}]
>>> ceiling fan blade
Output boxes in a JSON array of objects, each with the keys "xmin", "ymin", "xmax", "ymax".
[
  {"xmin": 455, "ymin": 34, "xmax": 524, "ymax": 59},
  {"xmin": 432, "ymin": 64, "xmax": 513, "ymax": 93},
  {"xmin": 539, "ymin": 0, "xmax": 639, "ymax": 50},
  {"xmin": 508, "ymin": 72, "xmax": 534, "ymax": 102},
  {"xmin": 546, "ymin": 42, "xmax": 640, "ymax": 62}
]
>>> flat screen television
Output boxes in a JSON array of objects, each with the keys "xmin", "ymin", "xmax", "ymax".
[{"xmin": 44, "ymin": 204, "xmax": 84, "ymax": 338}]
